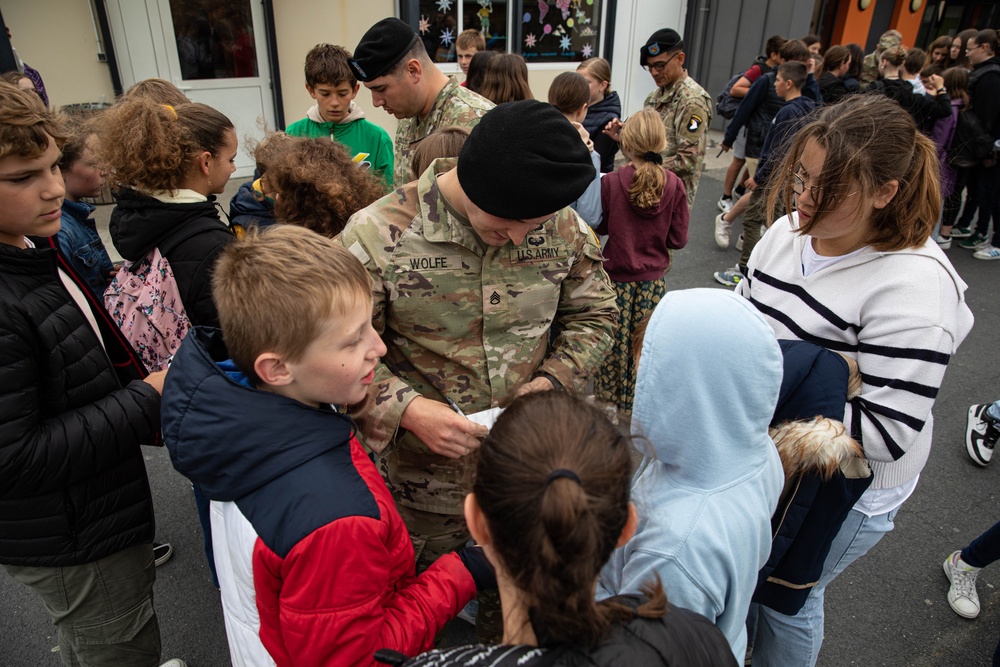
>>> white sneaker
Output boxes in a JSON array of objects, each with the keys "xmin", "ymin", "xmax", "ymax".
[
  {"xmin": 935, "ymin": 235, "xmax": 952, "ymax": 250},
  {"xmin": 735, "ymin": 234, "xmax": 744, "ymax": 252},
  {"xmin": 715, "ymin": 212, "xmax": 732, "ymax": 248},
  {"xmin": 159, "ymin": 660, "xmax": 188, "ymax": 667},
  {"xmin": 943, "ymin": 551, "xmax": 981, "ymax": 618},
  {"xmin": 717, "ymin": 196, "xmax": 733, "ymax": 213}
]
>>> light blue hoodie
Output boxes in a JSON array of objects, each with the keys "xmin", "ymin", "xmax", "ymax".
[{"xmin": 597, "ymin": 288, "xmax": 784, "ymax": 662}]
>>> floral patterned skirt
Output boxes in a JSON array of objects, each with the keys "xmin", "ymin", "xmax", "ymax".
[{"xmin": 593, "ymin": 277, "xmax": 667, "ymax": 412}]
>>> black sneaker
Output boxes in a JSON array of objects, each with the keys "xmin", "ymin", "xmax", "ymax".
[
  {"xmin": 153, "ymin": 542, "xmax": 174, "ymax": 567},
  {"xmin": 966, "ymin": 404, "xmax": 1000, "ymax": 466}
]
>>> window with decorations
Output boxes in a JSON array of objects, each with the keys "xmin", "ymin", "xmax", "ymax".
[{"xmin": 400, "ymin": 0, "xmax": 612, "ymax": 65}]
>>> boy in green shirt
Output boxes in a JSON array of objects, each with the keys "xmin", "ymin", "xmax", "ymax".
[{"xmin": 286, "ymin": 44, "xmax": 394, "ymax": 187}]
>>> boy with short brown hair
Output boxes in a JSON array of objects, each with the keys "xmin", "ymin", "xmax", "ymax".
[
  {"xmin": 286, "ymin": 43, "xmax": 394, "ymax": 186},
  {"xmin": 456, "ymin": 29, "xmax": 485, "ymax": 75},
  {"xmin": 0, "ymin": 82, "xmax": 175, "ymax": 667}
]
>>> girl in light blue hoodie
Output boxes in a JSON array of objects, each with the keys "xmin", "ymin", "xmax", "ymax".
[{"xmin": 598, "ymin": 288, "xmax": 784, "ymax": 662}]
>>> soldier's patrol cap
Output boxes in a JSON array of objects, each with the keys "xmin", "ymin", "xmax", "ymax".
[
  {"xmin": 458, "ymin": 100, "xmax": 594, "ymax": 220},
  {"xmin": 640, "ymin": 28, "xmax": 684, "ymax": 66},
  {"xmin": 350, "ymin": 18, "xmax": 419, "ymax": 82}
]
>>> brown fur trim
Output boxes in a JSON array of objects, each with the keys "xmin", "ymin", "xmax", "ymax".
[{"xmin": 769, "ymin": 417, "xmax": 863, "ymax": 481}]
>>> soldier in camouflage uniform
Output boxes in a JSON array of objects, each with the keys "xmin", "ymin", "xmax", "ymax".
[
  {"xmin": 860, "ymin": 30, "xmax": 903, "ymax": 89},
  {"xmin": 351, "ymin": 17, "xmax": 494, "ymax": 186},
  {"xmin": 340, "ymin": 101, "xmax": 617, "ymax": 640},
  {"xmin": 606, "ymin": 29, "xmax": 712, "ymax": 208}
]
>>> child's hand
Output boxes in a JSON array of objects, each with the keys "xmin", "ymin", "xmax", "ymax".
[
  {"xmin": 400, "ymin": 397, "xmax": 488, "ymax": 459},
  {"xmin": 143, "ymin": 369, "xmax": 168, "ymax": 395},
  {"xmin": 603, "ymin": 118, "xmax": 624, "ymax": 142},
  {"xmin": 744, "ymin": 176, "xmax": 757, "ymax": 191}
]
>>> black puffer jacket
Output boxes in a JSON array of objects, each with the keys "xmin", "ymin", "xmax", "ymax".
[
  {"xmin": 0, "ymin": 241, "xmax": 160, "ymax": 567},
  {"xmin": 399, "ymin": 597, "xmax": 738, "ymax": 666},
  {"xmin": 110, "ymin": 188, "xmax": 234, "ymax": 328}
]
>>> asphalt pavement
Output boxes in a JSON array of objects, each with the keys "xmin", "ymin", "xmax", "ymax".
[{"xmin": 2, "ymin": 146, "xmax": 998, "ymax": 666}]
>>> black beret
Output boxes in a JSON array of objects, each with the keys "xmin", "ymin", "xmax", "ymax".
[
  {"xmin": 350, "ymin": 18, "xmax": 419, "ymax": 82},
  {"xmin": 640, "ymin": 28, "xmax": 684, "ymax": 66},
  {"xmin": 458, "ymin": 100, "xmax": 595, "ymax": 220}
]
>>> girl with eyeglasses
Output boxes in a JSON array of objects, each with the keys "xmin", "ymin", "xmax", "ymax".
[{"xmin": 737, "ymin": 93, "xmax": 974, "ymax": 667}]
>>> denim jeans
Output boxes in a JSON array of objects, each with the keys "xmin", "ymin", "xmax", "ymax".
[
  {"xmin": 987, "ymin": 400, "xmax": 1000, "ymax": 423},
  {"xmin": 747, "ymin": 507, "xmax": 898, "ymax": 667},
  {"xmin": 3, "ymin": 543, "xmax": 160, "ymax": 667}
]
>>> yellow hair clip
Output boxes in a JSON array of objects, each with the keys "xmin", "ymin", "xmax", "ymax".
[{"xmin": 161, "ymin": 104, "xmax": 178, "ymax": 120}]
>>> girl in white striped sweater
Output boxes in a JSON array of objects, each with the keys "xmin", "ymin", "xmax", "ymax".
[{"xmin": 738, "ymin": 94, "xmax": 974, "ymax": 667}]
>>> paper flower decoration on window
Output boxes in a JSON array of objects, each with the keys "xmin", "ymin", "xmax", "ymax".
[
  {"xmin": 582, "ymin": 43, "xmax": 593, "ymax": 58},
  {"xmin": 436, "ymin": 0, "xmax": 453, "ymax": 12},
  {"xmin": 440, "ymin": 27, "xmax": 454, "ymax": 46},
  {"xmin": 559, "ymin": 35, "xmax": 571, "ymax": 51},
  {"xmin": 525, "ymin": 33, "xmax": 537, "ymax": 48},
  {"xmin": 418, "ymin": 15, "xmax": 430, "ymax": 34}
]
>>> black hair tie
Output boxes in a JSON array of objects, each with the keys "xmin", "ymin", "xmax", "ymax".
[
  {"xmin": 642, "ymin": 151, "xmax": 664, "ymax": 165},
  {"xmin": 545, "ymin": 468, "xmax": 582, "ymax": 486}
]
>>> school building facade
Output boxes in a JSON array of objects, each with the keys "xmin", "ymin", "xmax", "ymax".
[{"xmin": 1, "ymin": 0, "xmax": 996, "ymax": 171}]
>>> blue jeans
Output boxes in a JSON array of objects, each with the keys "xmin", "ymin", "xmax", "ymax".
[
  {"xmin": 987, "ymin": 400, "xmax": 1000, "ymax": 423},
  {"xmin": 747, "ymin": 507, "xmax": 898, "ymax": 667}
]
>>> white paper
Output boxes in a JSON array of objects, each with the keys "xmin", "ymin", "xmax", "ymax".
[{"xmin": 466, "ymin": 407, "xmax": 504, "ymax": 430}]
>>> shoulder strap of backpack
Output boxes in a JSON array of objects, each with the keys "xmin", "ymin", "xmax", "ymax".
[{"xmin": 157, "ymin": 218, "xmax": 229, "ymax": 256}]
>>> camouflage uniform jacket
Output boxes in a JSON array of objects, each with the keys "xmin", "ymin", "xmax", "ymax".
[
  {"xmin": 644, "ymin": 74, "xmax": 713, "ymax": 208},
  {"xmin": 393, "ymin": 77, "xmax": 494, "ymax": 185},
  {"xmin": 340, "ymin": 159, "xmax": 617, "ymax": 514}
]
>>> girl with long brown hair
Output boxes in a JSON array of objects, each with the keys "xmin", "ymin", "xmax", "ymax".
[
  {"xmin": 403, "ymin": 391, "xmax": 736, "ymax": 666},
  {"xmin": 593, "ymin": 108, "xmax": 688, "ymax": 414},
  {"xmin": 741, "ymin": 93, "xmax": 973, "ymax": 666},
  {"xmin": 476, "ymin": 53, "xmax": 533, "ymax": 104}
]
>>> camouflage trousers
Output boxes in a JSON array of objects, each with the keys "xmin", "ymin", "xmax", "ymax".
[{"xmin": 396, "ymin": 503, "xmax": 502, "ymax": 645}]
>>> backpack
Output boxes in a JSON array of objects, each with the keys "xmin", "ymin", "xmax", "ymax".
[
  {"xmin": 104, "ymin": 225, "xmax": 216, "ymax": 373},
  {"xmin": 716, "ymin": 72, "xmax": 744, "ymax": 120},
  {"xmin": 948, "ymin": 109, "xmax": 994, "ymax": 168}
]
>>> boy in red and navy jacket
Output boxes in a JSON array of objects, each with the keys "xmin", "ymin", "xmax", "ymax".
[{"xmin": 161, "ymin": 226, "xmax": 489, "ymax": 666}]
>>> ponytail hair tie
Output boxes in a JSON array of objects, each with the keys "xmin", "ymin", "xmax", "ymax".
[
  {"xmin": 642, "ymin": 151, "xmax": 663, "ymax": 165},
  {"xmin": 545, "ymin": 468, "xmax": 581, "ymax": 486},
  {"xmin": 161, "ymin": 104, "xmax": 178, "ymax": 120}
]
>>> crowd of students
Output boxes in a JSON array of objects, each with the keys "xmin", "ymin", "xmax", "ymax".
[
  {"xmin": 0, "ymin": 15, "xmax": 992, "ymax": 667},
  {"xmin": 712, "ymin": 28, "xmax": 1000, "ymax": 289}
]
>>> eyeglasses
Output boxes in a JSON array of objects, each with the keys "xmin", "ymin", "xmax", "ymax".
[
  {"xmin": 791, "ymin": 169, "xmax": 858, "ymax": 206},
  {"xmin": 643, "ymin": 52, "xmax": 680, "ymax": 73}
]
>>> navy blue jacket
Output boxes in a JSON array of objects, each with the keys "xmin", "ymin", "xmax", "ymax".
[
  {"xmin": 582, "ymin": 91, "xmax": 621, "ymax": 173},
  {"xmin": 754, "ymin": 96, "xmax": 817, "ymax": 187},
  {"xmin": 753, "ymin": 340, "xmax": 873, "ymax": 615}
]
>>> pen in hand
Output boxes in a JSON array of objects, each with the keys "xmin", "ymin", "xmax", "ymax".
[{"xmin": 445, "ymin": 397, "xmax": 466, "ymax": 418}]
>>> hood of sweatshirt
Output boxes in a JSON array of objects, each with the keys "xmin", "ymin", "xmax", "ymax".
[
  {"xmin": 161, "ymin": 327, "xmax": 354, "ymax": 502},
  {"xmin": 109, "ymin": 188, "xmax": 222, "ymax": 261},
  {"xmin": 612, "ymin": 164, "xmax": 674, "ymax": 218},
  {"xmin": 633, "ymin": 288, "xmax": 783, "ymax": 490},
  {"xmin": 306, "ymin": 100, "xmax": 366, "ymax": 126}
]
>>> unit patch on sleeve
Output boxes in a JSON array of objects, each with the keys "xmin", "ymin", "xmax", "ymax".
[{"xmin": 687, "ymin": 113, "xmax": 704, "ymax": 133}]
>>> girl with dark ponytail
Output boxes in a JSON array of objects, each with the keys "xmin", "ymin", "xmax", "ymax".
[
  {"xmin": 593, "ymin": 108, "xmax": 689, "ymax": 414},
  {"xmin": 403, "ymin": 391, "xmax": 736, "ymax": 666}
]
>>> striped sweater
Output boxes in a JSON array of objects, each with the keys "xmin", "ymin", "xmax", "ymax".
[{"xmin": 739, "ymin": 213, "xmax": 974, "ymax": 489}]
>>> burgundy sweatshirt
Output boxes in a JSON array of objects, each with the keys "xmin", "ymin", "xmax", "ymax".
[{"xmin": 597, "ymin": 164, "xmax": 689, "ymax": 282}]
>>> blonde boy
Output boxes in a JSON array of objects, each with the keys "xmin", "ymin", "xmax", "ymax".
[
  {"xmin": 161, "ymin": 226, "xmax": 486, "ymax": 666},
  {"xmin": 285, "ymin": 43, "xmax": 394, "ymax": 186}
]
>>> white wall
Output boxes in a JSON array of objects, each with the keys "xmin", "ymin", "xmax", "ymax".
[
  {"xmin": 3, "ymin": 0, "xmax": 117, "ymax": 108},
  {"xmin": 609, "ymin": 0, "xmax": 688, "ymax": 116}
]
